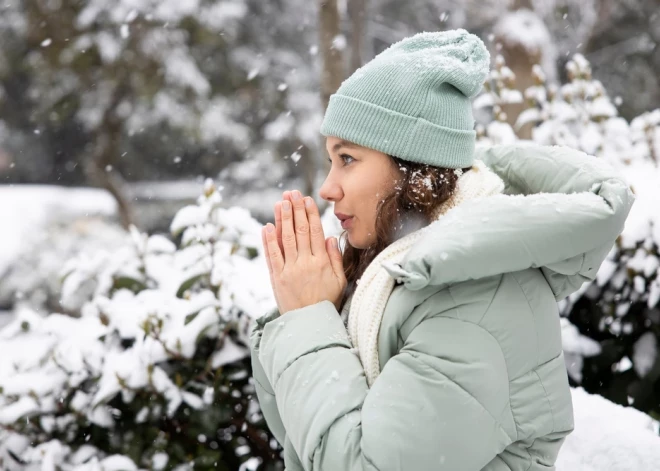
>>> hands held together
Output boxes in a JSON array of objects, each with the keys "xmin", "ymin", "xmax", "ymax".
[{"xmin": 261, "ymin": 190, "xmax": 347, "ymax": 315}]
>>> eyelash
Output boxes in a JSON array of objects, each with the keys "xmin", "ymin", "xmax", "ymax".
[{"xmin": 328, "ymin": 154, "xmax": 355, "ymax": 166}]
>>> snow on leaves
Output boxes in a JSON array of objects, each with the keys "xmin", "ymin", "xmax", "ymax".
[{"xmin": 0, "ymin": 181, "xmax": 276, "ymax": 469}]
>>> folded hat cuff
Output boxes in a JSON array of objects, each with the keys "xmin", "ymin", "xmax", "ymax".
[{"xmin": 320, "ymin": 94, "xmax": 475, "ymax": 169}]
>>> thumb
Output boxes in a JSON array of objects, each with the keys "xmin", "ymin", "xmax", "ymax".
[{"xmin": 326, "ymin": 237, "xmax": 345, "ymax": 277}]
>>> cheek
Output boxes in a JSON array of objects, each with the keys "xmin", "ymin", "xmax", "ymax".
[
  {"xmin": 351, "ymin": 167, "xmax": 398, "ymax": 224},
  {"xmin": 356, "ymin": 188, "xmax": 381, "ymax": 221}
]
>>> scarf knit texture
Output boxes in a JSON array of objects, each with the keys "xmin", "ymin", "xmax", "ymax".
[{"xmin": 346, "ymin": 160, "xmax": 505, "ymax": 387}]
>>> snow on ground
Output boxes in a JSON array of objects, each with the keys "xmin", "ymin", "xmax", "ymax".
[
  {"xmin": 0, "ymin": 185, "xmax": 117, "ymax": 278},
  {"xmin": 558, "ymin": 388, "xmax": 660, "ymax": 470},
  {"xmin": 128, "ymin": 179, "xmax": 206, "ymax": 201}
]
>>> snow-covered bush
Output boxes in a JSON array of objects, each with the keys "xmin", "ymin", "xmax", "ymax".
[
  {"xmin": 0, "ymin": 180, "xmax": 284, "ymax": 470},
  {"xmin": 0, "ymin": 186, "xmax": 120, "ymax": 312},
  {"xmin": 0, "ymin": 218, "xmax": 127, "ymax": 314},
  {"xmin": 476, "ymin": 53, "xmax": 660, "ymax": 421}
]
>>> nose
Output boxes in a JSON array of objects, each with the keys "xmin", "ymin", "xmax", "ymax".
[{"xmin": 319, "ymin": 171, "xmax": 343, "ymax": 202}]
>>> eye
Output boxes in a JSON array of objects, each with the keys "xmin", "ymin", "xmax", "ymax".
[
  {"xmin": 327, "ymin": 154, "xmax": 356, "ymax": 165},
  {"xmin": 339, "ymin": 153, "xmax": 355, "ymax": 165}
]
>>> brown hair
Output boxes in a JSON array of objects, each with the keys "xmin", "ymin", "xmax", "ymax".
[{"xmin": 338, "ymin": 156, "xmax": 471, "ymax": 312}]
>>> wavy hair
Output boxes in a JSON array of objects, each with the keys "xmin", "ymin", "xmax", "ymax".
[{"xmin": 338, "ymin": 157, "xmax": 471, "ymax": 312}]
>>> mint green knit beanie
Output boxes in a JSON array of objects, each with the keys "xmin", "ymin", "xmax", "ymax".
[{"xmin": 320, "ymin": 29, "xmax": 490, "ymax": 168}]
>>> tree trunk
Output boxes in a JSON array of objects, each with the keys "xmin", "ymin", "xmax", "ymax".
[
  {"xmin": 494, "ymin": 4, "xmax": 547, "ymax": 140},
  {"xmin": 510, "ymin": 0, "xmax": 533, "ymax": 9},
  {"xmin": 319, "ymin": 0, "xmax": 345, "ymax": 112},
  {"xmin": 84, "ymin": 82, "xmax": 134, "ymax": 230},
  {"xmin": 84, "ymin": 131, "xmax": 134, "ymax": 230},
  {"xmin": 298, "ymin": 143, "xmax": 317, "ymax": 199},
  {"xmin": 348, "ymin": 0, "xmax": 367, "ymax": 75},
  {"xmin": 316, "ymin": 0, "xmax": 345, "ymax": 202}
]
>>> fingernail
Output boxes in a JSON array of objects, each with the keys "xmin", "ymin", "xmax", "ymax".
[
  {"xmin": 282, "ymin": 201, "xmax": 291, "ymax": 210},
  {"xmin": 266, "ymin": 224, "xmax": 274, "ymax": 233},
  {"xmin": 304, "ymin": 197, "xmax": 313, "ymax": 208},
  {"xmin": 331, "ymin": 238, "xmax": 338, "ymax": 248},
  {"xmin": 292, "ymin": 191, "xmax": 301, "ymax": 200}
]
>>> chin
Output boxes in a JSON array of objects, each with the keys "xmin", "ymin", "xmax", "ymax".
[
  {"xmin": 346, "ymin": 233, "xmax": 360, "ymax": 249},
  {"xmin": 346, "ymin": 232, "xmax": 372, "ymax": 250}
]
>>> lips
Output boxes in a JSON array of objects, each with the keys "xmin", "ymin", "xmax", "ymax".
[
  {"xmin": 341, "ymin": 217, "xmax": 354, "ymax": 229},
  {"xmin": 336, "ymin": 212, "xmax": 354, "ymax": 230}
]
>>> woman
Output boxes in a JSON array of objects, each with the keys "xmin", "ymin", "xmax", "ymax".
[{"xmin": 250, "ymin": 30, "xmax": 634, "ymax": 470}]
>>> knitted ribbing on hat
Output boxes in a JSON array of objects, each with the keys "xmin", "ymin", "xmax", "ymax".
[
  {"xmin": 320, "ymin": 29, "xmax": 490, "ymax": 169},
  {"xmin": 347, "ymin": 160, "xmax": 505, "ymax": 387}
]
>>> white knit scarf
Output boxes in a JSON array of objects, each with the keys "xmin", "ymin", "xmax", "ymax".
[{"xmin": 346, "ymin": 160, "xmax": 505, "ymax": 386}]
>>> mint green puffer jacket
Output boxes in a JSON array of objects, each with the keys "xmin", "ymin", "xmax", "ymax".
[{"xmin": 249, "ymin": 143, "xmax": 635, "ymax": 471}]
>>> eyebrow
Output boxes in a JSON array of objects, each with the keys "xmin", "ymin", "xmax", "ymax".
[{"xmin": 332, "ymin": 140, "xmax": 358, "ymax": 152}]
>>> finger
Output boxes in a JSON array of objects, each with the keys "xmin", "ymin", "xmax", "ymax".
[
  {"xmin": 262, "ymin": 225, "xmax": 273, "ymax": 273},
  {"xmin": 280, "ymin": 197, "xmax": 298, "ymax": 261},
  {"xmin": 278, "ymin": 191, "xmax": 294, "ymax": 258},
  {"xmin": 264, "ymin": 224, "xmax": 284, "ymax": 273},
  {"xmin": 263, "ymin": 226, "xmax": 281, "ymax": 309},
  {"xmin": 290, "ymin": 190, "xmax": 311, "ymax": 257},
  {"xmin": 326, "ymin": 236, "xmax": 345, "ymax": 279},
  {"xmin": 274, "ymin": 201, "xmax": 284, "ymax": 256},
  {"xmin": 304, "ymin": 196, "xmax": 327, "ymax": 256}
]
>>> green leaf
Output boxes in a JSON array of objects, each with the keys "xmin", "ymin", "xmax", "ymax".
[
  {"xmin": 113, "ymin": 276, "xmax": 147, "ymax": 294},
  {"xmin": 176, "ymin": 273, "xmax": 207, "ymax": 298},
  {"xmin": 195, "ymin": 325, "xmax": 213, "ymax": 345},
  {"xmin": 246, "ymin": 247, "xmax": 258, "ymax": 259},
  {"xmin": 194, "ymin": 448, "xmax": 222, "ymax": 468}
]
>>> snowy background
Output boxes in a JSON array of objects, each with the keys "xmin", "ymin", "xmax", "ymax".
[{"xmin": 1, "ymin": 0, "xmax": 659, "ymax": 470}]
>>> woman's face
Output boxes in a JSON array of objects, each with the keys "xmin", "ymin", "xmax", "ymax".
[{"xmin": 319, "ymin": 136, "xmax": 401, "ymax": 249}]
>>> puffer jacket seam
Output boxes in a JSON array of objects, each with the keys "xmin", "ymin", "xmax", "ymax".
[
  {"xmin": 250, "ymin": 324, "xmax": 276, "ymax": 396},
  {"xmin": 522, "ymin": 437, "xmax": 539, "ymax": 471},
  {"xmin": 308, "ymin": 406, "xmax": 383, "ymax": 471},
  {"xmin": 253, "ymin": 376, "xmax": 275, "ymax": 397},
  {"xmin": 510, "ymin": 272, "xmax": 540, "ymax": 368},
  {"xmin": 399, "ymin": 287, "xmax": 458, "ymax": 333},
  {"xmin": 409, "ymin": 350, "xmax": 514, "ymax": 443},
  {"xmin": 533, "ymin": 369, "xmax": 557, "ymax": 433},
  {"xmin": 273, "ymin": 342, "xmax": 349, "ymax": 385},
  {"xmin": 361, "ymin": 447, "xmax": 381, "ymax": 471},
  {"xmin": 444, "ymin": 288, "xmax": 517, "ymax": 441},
  {"xmin": 396, "ymin": 330, "xmax": 405, "ymax": 348},
  {"xmin": 477, "ymin": 274, "xmax": 504, "ymax": 325},
  {"xmin": 510, "ymin": 352, "xmax": 563, "ymax": 382}
]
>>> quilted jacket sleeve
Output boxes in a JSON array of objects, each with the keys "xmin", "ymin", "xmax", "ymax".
[
  {"xmin": 475, "ymin": 142, "xmax": 635, "ymax": 300},
  {"xmin": 250, "ymin": 309, "xmax": 287, "ymax": 445},
  {"xmin": 250, "ymin": 310, "xmax": 311, "ymax": 471},
  {"xmin": 387, "ymin": 143, "xmax": 635, "ymax": 300},
  {"xmin": 255, "ymin": 300, "xmax": 512, "ymax": 471}
]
